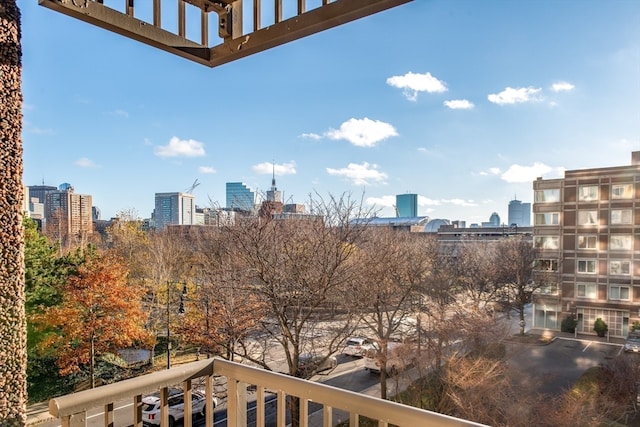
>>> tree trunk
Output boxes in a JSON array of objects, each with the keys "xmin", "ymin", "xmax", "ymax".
[
  {"xmin": 0, "ymin": 1, "xmax": 28, "ymax": 424},
  {"xmin": 90, "ymin": 333, "xmax": 95, "ymax": 389}
]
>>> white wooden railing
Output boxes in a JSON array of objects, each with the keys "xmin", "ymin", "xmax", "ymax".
[{"xmin": 48, "ymin": 357, "xmax": 487, "ymax": 427}]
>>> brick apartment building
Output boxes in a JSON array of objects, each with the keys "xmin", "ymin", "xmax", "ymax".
[{"xmin": 532, "ymin": 152, "xmax": 640, "ymax": 338}]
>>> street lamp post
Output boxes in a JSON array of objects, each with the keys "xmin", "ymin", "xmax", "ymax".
[{"xmin": 166, "ymin": 281, "xmax": 187, "ymax": 369}]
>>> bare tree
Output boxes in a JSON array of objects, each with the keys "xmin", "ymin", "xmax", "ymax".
[
  {"xmin": 495, "ymin": 236, "xmax": 541, "ymax": 336},
  {"xmin": 228, "ymin": 193, "xmax": 369, "ymax": 426},
  {"xmin": 140, "ymin": 229, "xmax": 192, "ymax": 365},
  {"xmin": 456, "ymin": 238, "xmax": 502, "ymax": 313},
  {"xmin": 356, "ymin": 230, "xmax": 435, "ymax": 399}
]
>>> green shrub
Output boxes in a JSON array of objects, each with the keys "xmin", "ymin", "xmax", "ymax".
[
  {"xmin": 593, "ymin": 318, "xmax": 608, "ymax": 336},
  {"xmin": 561, "ymin": 315, "xmax": 578, "ymax": 333}
]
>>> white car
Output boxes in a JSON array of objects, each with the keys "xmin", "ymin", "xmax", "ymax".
[
  {"xmin": 343, "ymin": 337, "xmax": 377, "ymax": 357},
  {"xmin": 142, "ymin": 389, "xmax": 218, "ymax": 427}
]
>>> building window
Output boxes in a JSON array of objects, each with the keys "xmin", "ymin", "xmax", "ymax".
[
  {"xmin": 534, "ymin": 236, "xmax": 559, "ymax": 250},
  {"xmin": 535, "ymin": 189, "xmax": 560, "ymax": 203},
  {"xmin": 578, "ymin": 210, "xmax": 598, "ymax": 226},
  {"xmin": 611, "ymin": 209, "xmax": 632, "ymax": 225},
  {"xmin": 577, "ymin": 283, "xmax": 597, "ymax": 299},
  {"xmin": 535, "ymin": 259, "xmax": 559, "ymax": 271},
  {"xmin": 611, "ymin": 183, "xmax": 634, "ymax": 199},
  {"xmin": 534, "ymin": 212, "xmax": 559, "ymax": 225},
  {"xmin": 577, "ymin": 235, "xmax": 597, "ymax": 250},
  {"xmin": 609, "ymin": 285, "xmax": 630, "ymax": 301},
  {"xmin": 577, "ymin": 259, "xmax": 597, "ymax": 274},
  {"xmin": 610, "ymin": 235, "xmax": 633, "ymax": 251},
  {"xmin": 536, "ymin": 283, "xmax": 559, "ymax": 295},
  {"xmin": 610, "ymin": 260, "xmax": 631, "ymax": 275},
  {"xmin": 578, "ymin": 185, "xmax": 599, "ymax": 202}
]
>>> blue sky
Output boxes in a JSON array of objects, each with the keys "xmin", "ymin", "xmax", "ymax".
[{"xmin": 20, "ymin": 0, "xmax": 640, "ymax": 224}]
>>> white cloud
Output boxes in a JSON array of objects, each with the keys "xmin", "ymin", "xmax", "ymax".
[
  {"xmin": 75, "ymin": 157, "xmax": 98, "ymax": 168},
  {"xmin": 480, "ymin": 167, "xmax": 501, "ymax": 176},
  {"xmin": 488, "ymin": 86, "xmax": 542, "ymax": 105},
  {"xmin": 300, "ymin": 132, "xmax": 322, "ymax": 140},
  {"xmin": 500, "ymin": 162, "xmax": 564, "ymax": 183},
  {"xmin": 326, "ymin": 118, "xmax": 398, "ymax": 148},
  {"xmin": 154, "ymin": 136, "xmax": 206, "ymax": 158},
  {"xmin": 418, "ymin": 196, "xmax": 441, "ymax": 206},
  {"xmin": 442, "ymin": 198, "xmax": 477, "ymax": 207},
  {"xmin": 444, "ymin": 99, "xmax": 474, "ymax": 110},
  {"xmin": 386, "ymin": 71, "xmax": 448, "ymax": 101},
  {"xmin": 551, "ymin": 81, "xmax": 575, "ymax": 92},
  {"xmin": 198, "ymin": 166, "xmax": 216, "ymax": 174},
  {"xmin": 326, "ymin": 162, "xmax": 388, "ymax": 186},
  {"xmin": 365, "ymin": 195, "xmax": 396, "ymax": 208},
  {"xmin": 252, "ymin": 161, "xmax": 297, "ymax": 175}
]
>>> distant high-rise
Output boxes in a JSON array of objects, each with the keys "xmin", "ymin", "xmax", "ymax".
[
  {"xmin": 92, "ymin": 206, "xmax": 101, "ymax": 221},
  {"xmin": 154, "ymin": 192, "xmax": 196, "ymax": 229},
  {"xmin": 266, "ymin": 164, "xmax": 282, "ymax": 203},
  {"xmin": 226, "ymin": 182, "xmax": 259, "ymax": 212},
  {"xmin": 396, "ymin": 194, "xmax": 418, "ymax": 217},
  {"xmin": 28, "ymin": 184, "xmax": 57, "ymax": 205},
  {"xmin": 482, "ymin": 212, "xmax": 501, "ymax": 227},
  {"xmin": 45, "ymin": 184, "xmax": 93, "ymax": 236},
  {"xmin": 508, "ymin": 199, "xmax": 531, "ymax": 226}
]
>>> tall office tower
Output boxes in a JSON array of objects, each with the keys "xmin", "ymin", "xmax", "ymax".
[
  {"xmin": 226, "ymin": 182, "xmax": 259, "ymax": 212},
  {"xmin": 45, "ymin": 184, "xmax": 93, "ymax": 236},
  {"xmin": 92, "ymin": 206, "xmax": 101, "ymax": 221},
  {"xmin": 508, "ymin": 199, "xmax": 531, "ymax": 226},
  {"xmin": 532, "ymin": 151, "xmax": 640, "ymax": 337},
  {"xmin": 28, "ymin": 184, "xmax": 57, "ymax": 205},
  {"xmin": 396, "ymin": 193, "xmax": 418, "ymax": 217},
  {"xmin": 154, "ymin": 192, "xmax": 196, "ymax": 229},
  {"xmin": 266, "ymin": 165, "xmax": 282, "ymax": 203}
]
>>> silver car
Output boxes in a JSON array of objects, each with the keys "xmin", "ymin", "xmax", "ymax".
[
  {"xmin": 142, "ymin": 389, "xmax": 217, "ymax": 427},
  {"xmin": 624, "ymin": 332, "xmax": 640, "ymax": 353},
  {"xmin": 297, "ymin": 353, "xmax": 337, "ymax": 378}
]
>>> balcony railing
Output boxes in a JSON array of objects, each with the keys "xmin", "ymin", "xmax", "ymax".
[{"xmin": 48, "ymin": 357, "xmax": 488, "ymax": 427}]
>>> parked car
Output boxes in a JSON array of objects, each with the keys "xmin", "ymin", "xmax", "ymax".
[
  {"xmin": 624, "ymin": 331, "xmax": 640, "ymax": 353},
  {"xmin": 296, "ymin": 353, "xmax": 337, "ymax": 378},
  {"xmin": 364, "ymin": 341, "xmax": 415, "ymax": 375},
  {"xmin": 142, "ymin": 389, "xmax": 218, "ymax": 427},
  {"xmin": 344, "ymin": 337, "xmax": 378, "ymax": 357}
]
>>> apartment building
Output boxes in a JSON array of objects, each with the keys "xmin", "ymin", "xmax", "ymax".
[
  {"xmin": 44, "ymin": 186, "xmax": 93, "ymax": 237},
  {"xmin": 532, "ymin": 152, "xmax": 640, "ymax": 338}
]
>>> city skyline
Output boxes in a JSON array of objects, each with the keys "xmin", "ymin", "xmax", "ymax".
[{"xmin": 20, "ymin": 0, "xmax": 640, "ymax": 223}]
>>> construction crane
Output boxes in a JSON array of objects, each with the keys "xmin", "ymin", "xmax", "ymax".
[{"xmin": 184, "ymin": 179, "xmax": 200, "ymax": 194}]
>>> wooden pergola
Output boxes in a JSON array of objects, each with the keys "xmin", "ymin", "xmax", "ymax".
[{"xmin": 39, "ymin": 0, "xmax": 413, "ymax": 67}]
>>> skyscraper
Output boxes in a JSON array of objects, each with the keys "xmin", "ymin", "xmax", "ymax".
[
  {"xmin": 45, "ymin": 184, "xmax": 93, "ymax": 236},
  {"xmin": 508, "ymin": 199, "xmax": 531, "ymax": 226},
  {"xmin": 396, "ymin": 193, "xmax": 418, "ymax": 217},
  {"xmin": 226, "ymin": 182, "xmax": 259, "ymax": 212},
  {"xmin": 266, "ymin": 164, "xmax": 282, "ymax": 203},
  {"xmin": 154, "ymin": 192, "xmax": 196, "ymax": 229}
]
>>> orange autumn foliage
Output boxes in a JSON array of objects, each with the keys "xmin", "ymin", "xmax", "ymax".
[{"xmin": 35, "ymin": 251, "xmax": 151, "ymax": 375}]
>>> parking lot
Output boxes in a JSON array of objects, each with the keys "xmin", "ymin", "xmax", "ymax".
[{"xmin": 506, "ymin": 336, "xmax": 624, "ymax": 396}]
